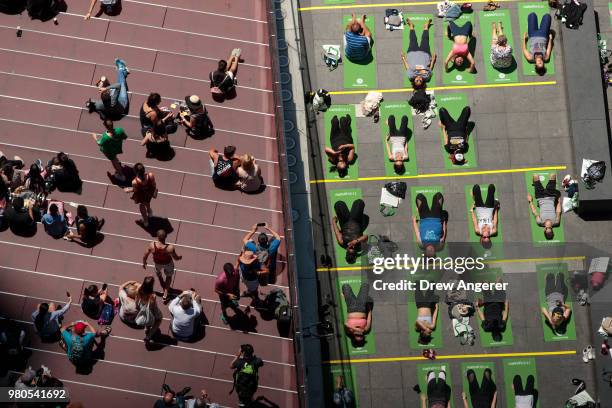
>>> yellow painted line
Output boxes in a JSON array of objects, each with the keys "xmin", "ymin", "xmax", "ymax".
[
  {"xmin": 299, "ymin": 0, "xmax": 517, "ymax": 12},
  {"xmin": 310, "ymin": 165, "xmax": 566, "ymax": 184},
  {"xmin": 324, "ymin": 350, "xmax": 575, "ymax": 364},
  {"xmin": 316, "ymin": 256, "xmax": 585, "ymax": 272},
  {"xmin": 328, "ymin": 81, "xmax": 557, "ymax": 95}
]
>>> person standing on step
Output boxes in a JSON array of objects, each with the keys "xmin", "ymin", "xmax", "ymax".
[
  {"xmin": 124, "ymin": 163, "xmax": 156, "ymax": 227},
  {"xmin": 93, "ymin": 119, "xmax": 128, "ymax": 182},
  {"xmin": 143, "ymin": 229, "xmax": 182, "ymax": 303}
]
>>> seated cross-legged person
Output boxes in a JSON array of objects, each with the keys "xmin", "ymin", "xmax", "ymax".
[
  {"xmin": 41, "ymin": 203, "xmax": 68, "ymax": 239},
  {"xmin": 169, "ymin": 290, "xmax": 202, "ymax": 341},
  {"xmin": 209, "ymin": 49, "xmax": 241, "ymax": 98},
  {"xmin": 470, "ymin": 184, "xmax": 499, "ymax": 249},
  {"xmin": 402, "ymin": 18, "xmax": 436, "ymax": 90},
  {"xmin": 344, "ymin": 13, "xmax": 373, "ymax": 63},
  {"xmin": 209, "ymin": 146, "xmax": 240, "ymax": 189},
  {"xmin": 412, "ymin": 192, "xmax": 447, "ymax": 258},
  {"xmin": 4, "ymin": 197, "xmax": 36, "ymax": 236}
]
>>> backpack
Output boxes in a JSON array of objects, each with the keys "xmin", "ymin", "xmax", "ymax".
[
  {"xmin": 191, "ymin": 111, "xmax": 215, "ymax": 138},
  {"xmin": 384, "ymin": 9, "xmax": 402, "ymax": 30},
  {"xmin": 558, "ymin": 0, "xmax": 586, "ymax": 29},
  {"xmin": 323, "ymin": 48, "xmax": 341, "ymax": 71},
  {"xmin": 583, "ymin": 160, "xmax": 606, "ymax": 188},
  {"xmin": 68, "ymin": 334, "xmax": 86, "ymax": 364},
  {"xmin": 232, "ymin": 361, "xmax": 259, "ymax": 403},
  {"xmin": 264, "ymin": 289, "xmax": 292, "ymax": 325},
  {"xmin": 98, "ymin": 302, "xmax": 116, "ymax": 325},
  {"xmin": 409, "ymin": 90, "xmax": 431, "ymax": 113},
  {"xmin": 312, "ymin": 89, "xmax": 332, "ymax": 112}
]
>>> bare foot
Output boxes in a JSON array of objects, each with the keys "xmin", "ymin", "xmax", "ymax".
[
  {"xmin": 406, "ymin": 18, "xmax": 413, "ymax": 29},
  {"xmin": 425, "ymin": 19, "xmax": 432, "ymax": 29},
  {"xmin": 361, "ymin": 14, "xmax": 367, "ymax": 23}
]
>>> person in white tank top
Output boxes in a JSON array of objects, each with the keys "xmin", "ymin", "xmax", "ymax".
[
  {"xmin": 470, "ymin": 184, "xmax": 499, "ymax": 249},
  {"xmin": 385, "ymin": 114, "xmax": 410, "ymax": 175}
]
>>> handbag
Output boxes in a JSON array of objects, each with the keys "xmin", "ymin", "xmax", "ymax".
[{"xmin": 135, "ymin": 301, "xmax": 155, "ymax": 327}]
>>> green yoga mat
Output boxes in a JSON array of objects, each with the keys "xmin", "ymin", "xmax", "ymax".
[
  {"xmin": 478, "ymin": 9, "xmax": 519, "ymax": 84},
  {"xmin": 337, "ymin": 275, "xmax": 377, "ymax": 355},
  {"xmin": 464, "ymin": 184, "xmax": 504, "ymax": 260},
  {"xmin": 324, "ymin": 105, "xmax": 358, "ymax": 180},
  {"xmin": 379, "ymin": 101, "xmax": 417, "ymax": 177},
  {"xmin": 324, "ymin": 365, "xmax": 358, "ymax": 406},
  {"xmin": 503, "ymin": 358, "xmax": 539, "ymax": 408},
  {"xmin": 524, "ymin": 171, "xmax": 565, "ymax": 245},
  {"xmin": 417, "ymin": 363, "xmax": 454, "ymax": 408},
  {"xmin": 472, "ymin": 268, "xmax": 514, "ymax": 347},
  {"xmin": 460, "ymin": 361, "xmax": 496, "ymax": 408},
  {"xmin": 407, "ymin": 287, "xmax": 443, "ymax": 349},
  {"xmin": 343, "ymin": 15, "xmax": 377, "ymax": 89},
  {"xmin": 437, "ymin": 93, "xmax": 478, "ymax": 169},
  {"xmin": 536, "ymin": 263, "xmax": 576, "ymax": 342},
  {"xmin": 442, "ymin": 13, "xmax": 476, "ymax": 85},
  {"xmin": 330, "ymin": 189, "xmax": 364, "ymax": 268},
  {"xmin": 609, "ymin": 3, "xmax": 612, "ymax": 27},
  {"xmin": 518, "ymin": 3, "xmax": 556, "ymax": 76},
  {"xmin": 403, "ymin": 14, "xmax": 436, "ymax": 87}
]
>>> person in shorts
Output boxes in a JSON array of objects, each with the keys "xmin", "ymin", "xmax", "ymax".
[
  {"xmin": 238, "ymin": 251, "xmax": 267, "ymax": 301},
  {"xmin": 143, "ymin": 229, "xmax": 182, "ymax": 302},
  {"xmin": 215, "ymin": 262, "xmax": 241, "ymax": 325}
]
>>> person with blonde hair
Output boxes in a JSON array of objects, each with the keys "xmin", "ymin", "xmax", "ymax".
[
  {"xmin": 134, "ymin": 276, "xmax": 163, "ymax": 343},
  {"xmin": 236, "ymin": 154, "xmax": 262, "ymax": 192},
  {"xmin": 490, "ymin": 22, "xmax": 513, "ymax": 69}
]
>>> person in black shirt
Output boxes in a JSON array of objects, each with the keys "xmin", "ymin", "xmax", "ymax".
[
  {"xmin": 439, "ymin": 106, "xmax": 471, "ymax": 166},
  {"xmin": 325, "ymin": 115, "xmax": 355, "ymax": 178},
  {"xmin": 4, "ymin": 197, "xmax": 36, "ymax": 236},
  {"xmin": 477, "ymin": 286, "xmax": 509, "ymax": 342},
  {"xmin": 230, "ymin": 344, "xmax": 264, "ymax": 407},
  {"xmin": 332, "ymin": 199, "xmax": 368, "ymax": 264},
  {"xmin": 81, "ymin": 284, "xmax": 111, "ymax": 319}
]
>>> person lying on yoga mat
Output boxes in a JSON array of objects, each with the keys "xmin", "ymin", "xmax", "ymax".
[
  {"xmin": 462, "ymin": 368, "xmax": 497, "ymax": 408},
  {"xmin": 470, "ymin": 184, "xmax": 499, "ymax": 249},
  {"xmin": 445, "ymin": 21, "xmax": 475, "ymax": 73},
  {"xmin": 413, "ymin": 192, "xmax": 447, "ymax": 258},
  {"xmin": 385, "ymin": 115, "xmax": 410, "ymax": 174},
  {"xmin": 325, "ymin": 115, "xmax": 355, "ymax": 178},
  {"xmin": 541, "ymin": 272, "xmax": 571, "ymax": 335},
  {"xmin": 439, "ymin": 106, "xmax": 471, "ymax": 166},
  {"xmin": 342, "ymin": 282, "xmax": 372, "ymax": 347},
  {"xmin": 527, "ymin": 173, "xmax": 561, "ymax": 240},
  {"xmin": 477, "ymin": 284, "xmax": 508, "ymax": 342},
  {"xmin": 421, "ymin": 370, "xmax": 451, "ymax": 408},
  {"xmin": 344, "ymin": 13, "xmax": 372, "ymax": 63},
  {"xmin": 332, "ymin": 199, "xmax": 368, "ymax": 264},
  {"xmin": 490, "ymin": 22, "xmax": 513, "ymax": 69},
  {"xmin": 401, "ymin": 18, "xmax": 436, "ymax": 90},
  {"xmin": 512, "ymin": 375, "xmax": 536, "ymax": 408},
  {"xmin": 415, "ymin": 289, "xmax": 439, "ymax": 345},
  {"xmin": 522, "ymin": 12, "xmax": 553, "ymax": 75}
]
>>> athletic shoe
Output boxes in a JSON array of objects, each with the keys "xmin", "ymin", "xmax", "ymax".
[
  {"xmin": 220, "ymin": 315, "xmax": 228, "ymax": 325},
  {"xmin": 114, "ymin": 58, "xmax": 129, "ymax": 74}
]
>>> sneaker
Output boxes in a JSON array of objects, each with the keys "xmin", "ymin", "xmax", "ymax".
[
  {"xmin": 220, "ymin": 315, "xmax": 228, "ymax": 325},
  {"xmin": 114, "ymin": 58, "xmax": 129, "ymax": 74}
]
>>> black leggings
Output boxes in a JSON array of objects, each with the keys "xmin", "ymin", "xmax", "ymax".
[
  {"xmin": 468, "ymin": 369, "xmax": 497, "ymax": 408},
  {"xmin": 330, "ymin": 115, "xmax": 353, "ymax": 148},
  {"xmin": 473, "ymin": 184, "xmax": 495, "ymax": 208},
  {"xmin": 334, "ymin": 199, "xmax": 366, "ymax": 231},
  {"xmin": 416, "ymin": 192, "xmax": 444, "ymax": 219},
  {"xmin": 342, "ymin": 282, "xmax": 370, "ymax": 313},
  {"xmin": 407, "ymin": 28, "xmax": 430, "ymax": 54},
  {"xmin": 427, "ymin": 376, "xmax": 450, "ymax": 404},
  {"xmin": 513, "ymin": 375, "xmax": 535, "ymax": 396},
  {"xmin": 545, "ymin": 273, "xmax": 568, "ymax": 298},
  {"xmin": 415, "ymin": 289, "xmax": 437, "ymax": 309},
  {"xmin": 439, "ymin": 106, "xmax": 471, "ymax": 137},
  {"xmin": 534, "ymin": 179, "xmax": 560, "ymax": 200},
  {"xmin": 388, "ymin": 115, "xmax": 409, "ymax": 138}
]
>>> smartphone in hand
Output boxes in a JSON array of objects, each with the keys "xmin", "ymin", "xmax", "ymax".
[
  {"xmin": 66, "ymin": 291, "xmax": 71, "ymax": 297},
  {"xmin": 257, "ymin": 222, "xmax": 266, "ymax": 227}
]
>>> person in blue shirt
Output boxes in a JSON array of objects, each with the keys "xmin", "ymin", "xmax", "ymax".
[
  {"xmin": 344, "ymin": 13, "xmax": 373, "ymax": 63},
  {"xmin": 41, "ymin": 203, "xmax": 68, "ymax": 238},
  {"xmin": 243, "ymin": 223, "xmax": 281, "ymax": 275},
  {"xmin": 412, "ymin": 192, "xmax": 447, "ymax": 258}
]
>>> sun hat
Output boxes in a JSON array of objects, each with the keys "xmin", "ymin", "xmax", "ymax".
[
  {"xmin": 239, "ymin": 250, "xmax": 258, "ymax": 265},
  {"xmin": 185, "ymin": 95, "xmax": 203, "ymax": 111}
]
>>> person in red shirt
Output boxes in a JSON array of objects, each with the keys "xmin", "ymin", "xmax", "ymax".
[{"xmin": 214, "ymin": 262, "xmax": 241, "ymax": 325}]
